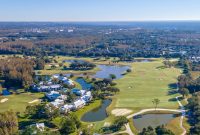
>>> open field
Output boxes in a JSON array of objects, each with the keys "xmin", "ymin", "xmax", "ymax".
[
  {"xmin": 114, "ymin": 59, "xmax": 182, "ymax": 112},
  {"xmin": 0, "ymin": 92, "xmax": 44, "ymax": 113}
]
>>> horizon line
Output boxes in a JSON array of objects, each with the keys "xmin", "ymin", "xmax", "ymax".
[{"xmin": 0, "ymin": 20, "xmax": 200, "ymax": 23}]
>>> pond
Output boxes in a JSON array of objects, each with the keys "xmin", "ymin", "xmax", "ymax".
[
  {"xmin": 123, "ymin": 59, "xmax": 153, "ymax": 63},
  {"xmin": 35, "ymin": 75, "xmax": 50, "ymax": 81},
  {"xmin": 75, "ymin": 78, "xmax": 92, "ymax": 90},
  {"xmin": 63, "ymin": 59, "xmax": 86, "ymax": 63},
  {"xmin": 133, "ymin": 113, "xmax": 177, "ymax": 131},
  {"xmin": 81, "ymin": 99, "xmax": 112, "ymax": 122},
  {"xmin": 2, "ymin": 89, "xmax": 11, "ymax": 96},
  {"xmin": 93, "ymin": 65, "xmax": 130, "ymax": 79}
]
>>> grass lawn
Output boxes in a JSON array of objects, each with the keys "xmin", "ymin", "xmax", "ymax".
[
  {"xmin": 166, "ymin": 116, "xmax": 183, "ymax": 134},
  {"xmin": 190, "ymin": 71, "xmax": 200, "ymax": 80},
  {"xmin": 114, "ymin": 58, "xmax": 182, "ymax": 112},
  {"xmin": 166, "ymin": 116, "xmax": 190, "ymax": 134},
  {"xmin": 0, "ymin": 92, "xmax": 44, "ymax": 113}
]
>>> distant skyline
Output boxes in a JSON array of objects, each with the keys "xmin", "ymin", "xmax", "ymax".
[{"xmin": 0, "ymin": 0, "xmax": 200, "ymax": 22}]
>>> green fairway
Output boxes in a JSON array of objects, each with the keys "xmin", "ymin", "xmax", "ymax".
[
  {"xmin": 114, "ymin": 59, "xmax": 182, "ymax": 111},
  {"xmin": 0, "ymin": 92, "xmax": 44, "ymax": 113}
]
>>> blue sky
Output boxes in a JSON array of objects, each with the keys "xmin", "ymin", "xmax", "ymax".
[{"xmin": 0, "ymin": 0, "xmax": 200, "ymax": 21}]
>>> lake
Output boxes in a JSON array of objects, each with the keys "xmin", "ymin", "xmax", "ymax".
[
  {"xmin": 133, "ymin": 113, "xmax": 176, "ymax": 131},
  {"xmin": 93, "ymin": 65, "xmax": 130, "ymax": 79},
  {"xmin": 75, "ymin": 78, "xmax": 92, "ymax": 90},
  {"xmin": 81, "ymin": 99, "xmax": 112, "ymax": 122}
]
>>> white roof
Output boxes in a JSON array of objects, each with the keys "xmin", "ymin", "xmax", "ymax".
[
  {"xmin": 58, "ymin": 95, "xmax": 67, "ymax": 100},
  {"xmin": 73, "ymin": 99, "xmax": 85, "ymax": 108},
  {"xmin": 40, "ymin": 85, "xmax": 49, "ymax": 89},
  {"xmin": 49, "ymin": 84, "xmax": 61, "ymax": 89},
  {"xmin": 36, "ymin": 123, "xmax": 45, "ymax": 131},
  {"xmin": 85, "ymin": 91, "xmax": 91, "ymax": 96},
  {"xmin": 50, "ymin": 99, "xmax": 64, "ymax": 107},
  {"xmin": 55, "ymin": 99, "xmax": 64, "ymax": 103},
  {"xmin": 80, "ymin": 90, "xmax": 86, "ymax": 95},
  {"xmin": 61, "ymin": 104, "xmax": 74, "ymax": 110},
  {"xmin": 46, "ymin": 91, "xmax": 59, "ymax": 95}
]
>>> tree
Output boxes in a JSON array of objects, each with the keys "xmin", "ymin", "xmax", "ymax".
[
  {"xmin": 140, "ymin": 126, "xmax": 156, "ymax": 135},
  {"xmin": 35, "ymin": 58, "xmax": 45, "ymax": 70},
  {"xmin": 21, "ymin": 126, "xmax": 41, "ymax": 135},
  {"xmin": 155, "ymin": 125, "xmax": 175, "ymax": 135},
  {"xmin": 139, "ymin": 125, "xmax": 174, "ymax": 135},
  {"xmin": 141, "ymin": 126, "xmax": 153, "ymax": 135},
  {"xmin": 70, "ymin": 73, "xmax": 74, "ymax": 78},
  {"xmin": 82, "ymin": 128, "xmax": 94, "ymax": 135},
  {"xmin": 59, "ymin": 63, "xmax": 63, "ymax": 67},
  {"xmin": 104, "ymin": 87, "xmax": 120, "ymax": 94},
  {"xmin": 109, "ymin": 74, "xmax": 116, "ymax": 80},
  {"xmin": 60, "ymin": 118, "xmax": 76, "ymax": 134},
  {"xmin": 187, "ymin": 92, "xmax": 200, "ymax": 134},
  {"xmin": 51, "ymin": 65, "xmax": 57, "ymax": 69},
  {"xmin": 0, "ymin": 57, "xmax": 34, "ymax": 88},
  {"xmin": 25, "ymin": 104, "xmax": 59, "ymax": 120},
  {"xmin": 67, "ymin": 93, "xmax": 76, "ymax": 103},
  {"xmin": 52, "ymin": 78, "xmax": 59, "ymax": 84},
  {"xmin": 91, "ymin": 78, "xmax": 96, "ymax": 82},
  {"xmin": 112, "ymin": 116, "xmax": 128, "ymax": 130},
  {"xmin": 0, "ymin": 111, "xmax": 18, "ymax": 135},
  {"xmin": 152, "ymin": 98, "xmax": 160, "ymax": 110},
  {"xmin": 69, "ymin": 114, "xmax": 81, "ymax": 129},
  {"xmin": 127, "ymin": 69, "xmax": 132, "ymax": 73},
  {"xmin": 180, "ymin": 88, "xmax": 189, "ymax": 98}
]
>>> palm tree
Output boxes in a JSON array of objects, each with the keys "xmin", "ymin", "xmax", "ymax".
[{"xmin": 152, "ymin": 98, "xmax": 160, "ymax": 111}]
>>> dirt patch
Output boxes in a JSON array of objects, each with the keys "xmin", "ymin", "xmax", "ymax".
[
  {"xmin": 112, "ymin": 109, "xmax": 132, "ymax": 116},
  {"xmin": 0, "ymin": 98, "xmax": 8, "ymax": 103}
]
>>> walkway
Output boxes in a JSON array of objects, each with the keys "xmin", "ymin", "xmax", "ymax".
[{"xmin": 176, "ymin": 96, "xmax": 187, "ymax": 135}]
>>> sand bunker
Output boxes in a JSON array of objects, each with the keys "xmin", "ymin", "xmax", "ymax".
[
  {"xmin": 0, "ymin": 98, "xmax": 8, "ymax": 103},
  {"xmin": 103, "ymin": 122, "xmax": 111, "ymax": 127},
  {"xmin": 28, "ymin": 99, "xmax": 39, "ymax": 104},
  {"xmin": 112, "ymin": 109, "xmax": 132, "ymax": 116}
]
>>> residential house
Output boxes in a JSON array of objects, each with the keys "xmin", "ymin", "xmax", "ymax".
[
  {"xmin": 52, "ymin": 74, "xmax": 75, "ymax": 87},
  {"xmin": 73, "ymin": 99, "xmax": 86, "ymax": 110},
  {"xmin": 35, "ymin": 84, "xmax": 62, "ymax": 92},
  {"xmin": 60, "ymin": 104, "xmax": 74, "ymax": 113},
  {"xmin": 81, "ymin": 91, "xmax": 92, "ymax": 103},
  {"xmin": 45, "ymin": 91, "xmax": 61, "ymax": 101},
  {"xmin": 72, "ymin": 89, "xmax": 86, "ymax": 96},
  {"xmin": 50, "ymin": 99, "xmax": 64, "ymax": 108}
]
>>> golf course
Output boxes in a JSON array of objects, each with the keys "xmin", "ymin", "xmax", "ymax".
[{"xmin": 114, "ymin": 58, "xmax": 182, "ymax": 112}]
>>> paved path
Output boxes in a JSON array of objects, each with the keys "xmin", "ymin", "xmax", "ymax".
[
  {"xmin": 127, "ymin": 108, "xmax": 182, "ymax": 119},
  {"xmin": 176, "ymin": 96, "xmax": 187, "ymax": 135},
  {"xmin": 109, "ymin": 124, "xmax": 134, "ymax": 135}
]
